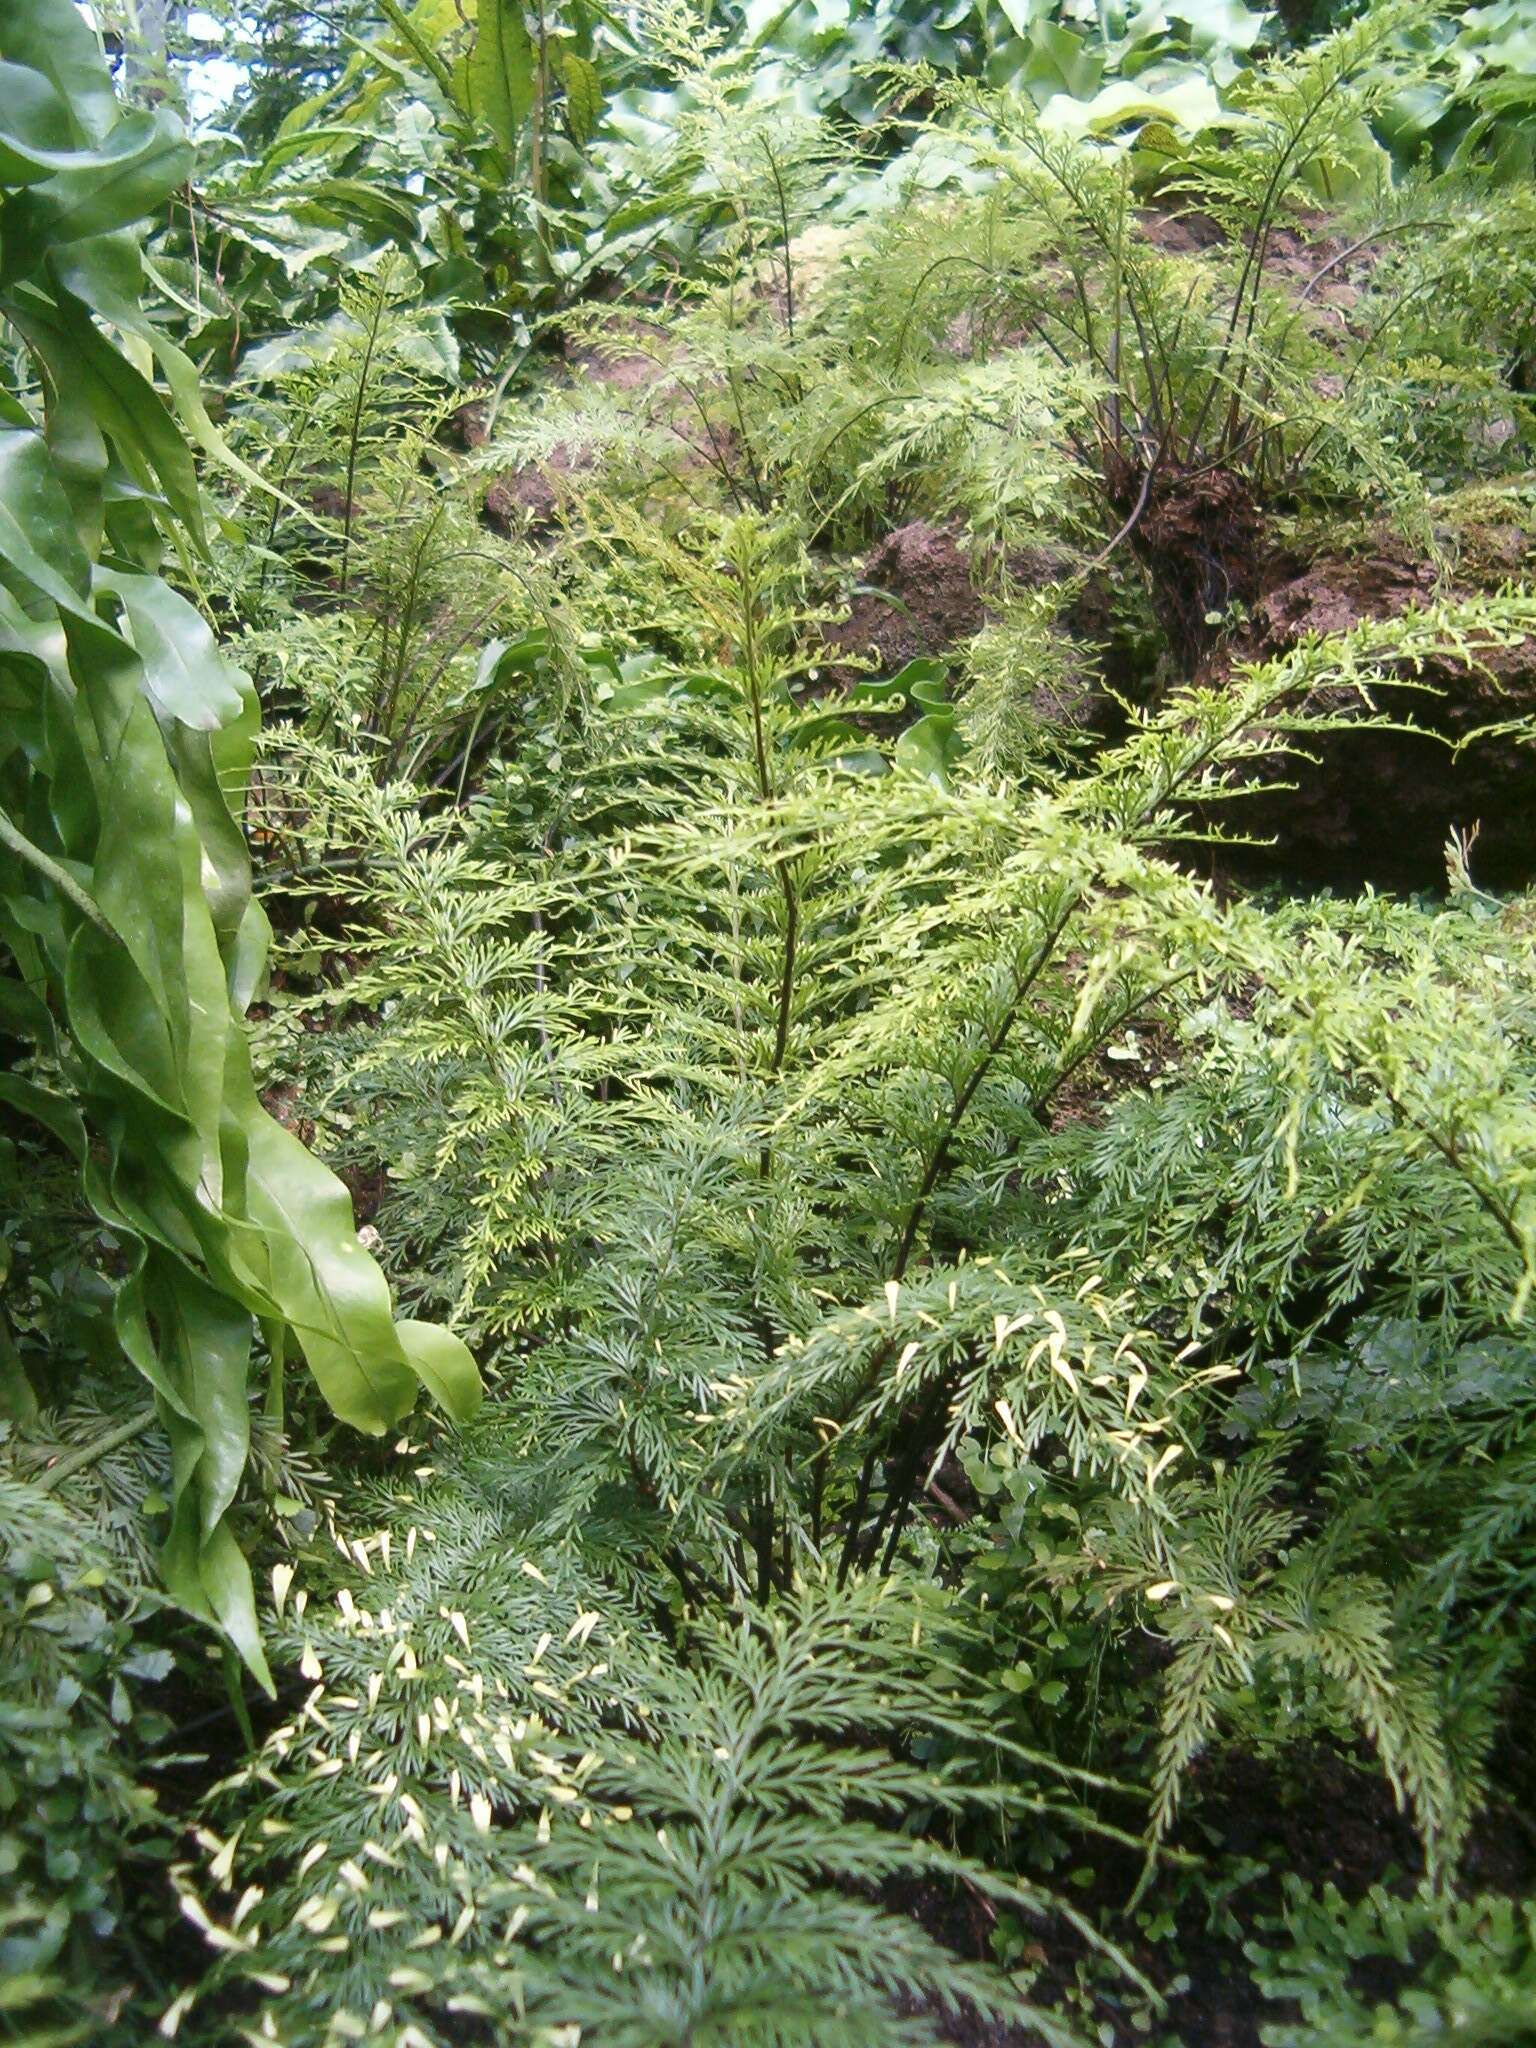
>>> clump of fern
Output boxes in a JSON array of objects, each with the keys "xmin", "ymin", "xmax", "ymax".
[
  {"xmin": 246, "ymin": 464, "xmax": 1536, "ymax": 1909},
  {"xmin": 975, "ymin": 853, "xmax": 1536, "ymax": 1880},
  {"xmin": 172, "ymin": 1397, "xmax": 1140, "ymax": 2047},
  {"xmin": 807, "ymin": 2, "xmax": 1529, "ymax": 656},
  {"xmin": 215, "ymin": 258, "xmax": 558, "ymax": 796}
]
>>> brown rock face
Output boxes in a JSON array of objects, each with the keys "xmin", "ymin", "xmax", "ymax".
[
  {"xmin": 443, "ymin": 398, "xmax": 491, "ymax": 451},
  {"xmin": 481, "ymin": 445, "xmax": 591, "ymax": 536},
  {"xmin": 1222, "ymin": 543, "xmax": 1536, "ymax": 888},
  {"xmin": 482, "ymin": 466, "xmax": 563, "ymax": 534},
  {"xmin": 826, "ymin": 523, "xmax": 986, "ymax": 681},
  {"xmin": 1111, "ymin": 459, "xmax": 1265, "ymax": 667}
]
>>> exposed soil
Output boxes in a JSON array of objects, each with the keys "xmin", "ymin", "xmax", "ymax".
[
  {"xmin": 825, "ymin": 520, "xmax": 988, "ymax": 680},
  {"xmin": 482, "ymin": 447, "xmax": 586, "ymax": 536},
  {"xmin": 564, "ymin": 341, "xmax": 663, "ymax": 392},
  {"xmin": 1136, "ymin": 204, "xmax": 1224, "ymax": 257},
  {"xmin": 810, "ymin": 499, "xmax": 1536, "ymax": 892},
  {"xmin": 303, "ymin": 482, "xmax": 360, "ymax": 522},
  {"xmin": 443, "ymin": 395, "xmax": 492, "ymax": 451},
  {"xmin": 1048, "ymin": 1017, "xmax": 1180, "ymax": 1131},
  {"xmin": 1137, "ymin": 203, "xmax": 1369, "ymax": 306},
  {"xmin": 1108, "ymin": 456, "xmax": 1266, "ymax": 668},
  {"xmin": 1217, "ymin": 530, "xmax": 1536, "ymax": 889},
  {"xmin": 479, "ymin": 330, "xmax": 669, "ymax": 536}
]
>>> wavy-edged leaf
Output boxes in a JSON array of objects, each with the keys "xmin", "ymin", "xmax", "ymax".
[
  {"xmin": 22, "ymin": 108, "xmax": 188, "ymax": 248},
  {"xmin": 561, "ymin": 49, "xmax": 604, "ymax": 148},
  {"xmin": 469, "ymin": 0, "xmax": 536, "ymax": 153},
  {"xmin": 396, "ymin": 1318, "xmax": 483, "ymax": 1425},
  {"xmin": 0, "ymin": 11, "xmax": 482, "ymax": 1693}
]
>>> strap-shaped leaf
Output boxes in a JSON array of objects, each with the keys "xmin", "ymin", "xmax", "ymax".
[
  {"xmin": 469, "ymin": 0, "xmax": 536, "ymax": 153},
  {"xmin": 18, "ymin": 108, "xmax": 187, "ymax": 247},
  {"xmin": 0, "ymin": 0, "xmax": 481, "ymax": 1692},
  {"xmin": 0, "ymin": 0, "xmax": 118, "ymax": 143},
  {"xmin": 561, "ymin": 49, "xmax": 604, "ymax": 148},
  {"xmin": 4, "ymin": 292, "xmax": 204, "ymax": 540},
  {"xmin": 0, "ymin": 58, "xmax": 73, "ymax": 184}
]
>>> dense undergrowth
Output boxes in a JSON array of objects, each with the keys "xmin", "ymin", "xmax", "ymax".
[{"xmin": 4, "ymin": 2, "xmax": 1536, "ymax": 2044}]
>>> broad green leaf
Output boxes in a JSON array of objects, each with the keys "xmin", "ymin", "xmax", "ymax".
[
  {"xmin": 847, "ymin": 656, "xmax": 951, "ymax": 709},
  {"xmin": 894, "ymin": 708, "xmax": 963, "ymax": 788},
  {"xmin": 1041, "ymin": 71, "xmax": 1229, "ymax": 138},
  {"xmin": 1020, "ymin": 20, "xmax": 1105, "ymax": 102},
  {"xmin": 152, "ymin": 335, "xmax": 320, "ymax": 537},
  {"xmin": 151, "ymin": 1265, "xmax": 253, "ymax": 1538},
  {"xmin": 396, "ymin": 1319, "xmax": 483, "ymax": 1425},
  {"xmin": 995, "ymin": 0, "xmax": 1053, "ymax": 35},
  {"xmin": 561, "ymin": 48, "xmax": 604, "ymax": 147},
  {"xmin": 273, "ymin": 80, "xmax": 347, "ymax": 140},
  {"xmin": 4, "ymin": 294, "xmax": 203, "ymax": 542},
  {"xmin": 0, "ymin": 0, "xmax": 118, "ymax": 143},
  {"xmin": 259, "ymin": 125, "xmax": 379, "ymax": 177},
  {"xmin": 308, "ymin": 179, "xmax": 424, "ymax": 239},
  {"xmin": 0, "ymin": 4, "xmax": 482, "ymax": 1697},
  {"xmin": 23, "ymin": 109, "xmax": 189, "ymax": 248},
  {"xmin": 0, "ymin": 427, "xmax": 92, "ymax": 607},
  {"xmin": 0, "ymin": 60, "xmax": 72, "ymax": 185},
  {"xmin": 0, "ymin": 1318, "xmax": 37, "ymax": 1421},
  {"xmin": 236, "ymin": 1103, "xmax": 422, "ymax": 1434},
  {"xmin": 49, "ymin": 231, "xmax": 149, "ymax": 333},
  {"xmin": 162, "ymin": 1484, "xmax": 271, "ymax": 1692},
  {"xmin": 1378, "ymin": 80, "xmax": 1454, "ymax": 142},
  {"xmin": 0, "ymin": 956, "xmax": 62, "ymax": 1054},
  {"xmin": 174, "ymin": 202, "xmax": 352, "ymax": 280},
  {"xmin": 1175, "ymin": 0, "xmax": 1269, "ymax": 54},
  {"xmin": 469, "ymin": 0, "xmax": 536, "ymax": 153},
  {"xmin": 0, "ymin": 1074, "xmax": 86, "ymax": 1159},
  {"xmin": 99, "ymin": 570, "xmax": 247, "ymax": 733}
]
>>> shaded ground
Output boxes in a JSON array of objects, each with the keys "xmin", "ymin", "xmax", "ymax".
[
  {"xmin": 1218, "ymin": 525, "xmax": 1536, "ymax": 889},
  {"xmin": 813, "ymin": 504, "xmax": 1536, "ymax": 893},
  {"xmin": 897, "ymin": 1740, "xmax": 1536, "ymax": 2047}
]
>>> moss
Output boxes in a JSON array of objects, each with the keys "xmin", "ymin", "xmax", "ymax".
[{"xmin": 1431, "ymin": 480, "xmax": 1536, "ymax": 585}]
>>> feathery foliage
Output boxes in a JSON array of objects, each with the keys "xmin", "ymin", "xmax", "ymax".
[{"xmin": 7, "ymin": 3, "xmax": 1536, "ymax": 2042}]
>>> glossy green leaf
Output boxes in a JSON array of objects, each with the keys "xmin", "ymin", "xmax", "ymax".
[
  {"xmin": 0, "ymin": 428, "xmax": 92, "ymax": 608},
  {"xmin": 3, "ymin": 295, "xmax": 203, "ymax": 541},
  {"xmin": 0, "ymin": 9, "xmax": 481, "ymax": 1692},
  {"xmin": 23, "ymin": 110, "xmax": 189, "ymax": 248},
  {"xmin": 0, "ymin": 60, "xmax": 72, "ymax": 185},
  {"xmin": 396, "ymin": 1319, "xmax": 484, "ymax": 1425},
  {"xmin": 0, "ymin": 0, "xmax": 118, "ymax": 143}
]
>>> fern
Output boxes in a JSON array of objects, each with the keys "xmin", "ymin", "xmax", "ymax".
[{"xmin": 171, "ymin": 1415, "xmax": 1129, "ymax": 2046}]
